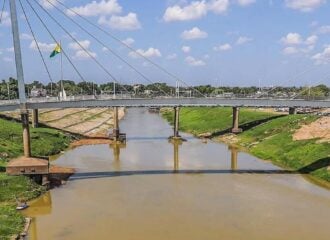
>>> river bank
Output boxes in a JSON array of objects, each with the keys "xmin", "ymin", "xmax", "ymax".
[
  {"xmin": 161, "ymin": 107, "xmax": 330, "ymax": 184},
  {"xmin": 0, "ymin": 117, "xmax": 77, "ymax": 240}
]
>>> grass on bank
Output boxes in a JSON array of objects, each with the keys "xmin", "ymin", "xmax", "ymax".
[
  {"xmin": 238, "ymin": 115, "xmax": 330, "ymax": 182},
  {"xmin": 161, "ymin": 107, "xmax": 277, "ymax": 135},
  {"xmin": 0, "ymin": 117, "xmax": 74, "ymax": 239},
  {"xmin": 162, "ymin": 107, "xmax": 330, "ymax": 183},
  {"xmin": 0, "ymin": 173, "xmax": 45, "ymax": 239}
]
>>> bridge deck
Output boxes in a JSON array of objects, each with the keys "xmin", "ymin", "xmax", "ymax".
[{"xmin": 0, "ymin": 98, "xmax": 329, "ymax": 111}]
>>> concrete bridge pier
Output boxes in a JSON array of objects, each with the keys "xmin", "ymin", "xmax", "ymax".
[
  {"xmin": 21, "ymin": 109, "xmax": 31, "ymax": 157},
  {"xmin": 289, "ymin": 107, "xmax": 297, "ymax": 115},
  {"xmin": 32, "ymin": 109, "xmax": 39, "ymax": 128},
  {"xmin": 110, "ymin": 107, "xmax": 126, "ymax": 143},
  {"xmin": 112, "ymin": 107, "xmax": 120, "ymax": 141},
  {"xmin": 232, "ymin": 107, "xmax": 242, "ymax": 134},
  {"xmin": 172, "ymin": 106, "xmax": 181, "ymax": 139}
]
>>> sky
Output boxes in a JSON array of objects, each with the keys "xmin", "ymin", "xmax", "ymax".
[{"xmin": 1, "ymin": 0, "xmax": 330, "ymax": 87}]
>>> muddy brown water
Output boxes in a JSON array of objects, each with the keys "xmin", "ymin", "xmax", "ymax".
[{"xmin": 24, "ymin": 108, "xmax": 330, "ymax": 240}]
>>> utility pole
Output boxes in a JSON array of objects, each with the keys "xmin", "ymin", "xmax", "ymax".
[{"xmin": 9, "ymin": 0, "xmax": 31, "ymax": 157}]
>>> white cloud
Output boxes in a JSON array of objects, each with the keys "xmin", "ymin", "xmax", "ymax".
[
  {"xmin": 285, "ymin": 0, "xmax": 326, "ymax": 12},
  {"xmin": 68, "ymin": 40, "xmax": 91, "ymax": 51},
  {"xmin": 0, "ymin": 11, "xmax": 11, "ymax": 26},
  {"xmin": 208, "ymin": 0, "xmax": 230, "ymax": 14},
  {"xmin": 312, "ymin": 46, "xmax": 330, "ymax": 64},
  {"xmin": 185, "ymin": 56, "xmax": 206, "ymax": 66},
  {"xmin": 163, "ymin": 1, "xmax": 208, "ymax": 22},
  {"xmin": 316, "ymin": 25, "xmax": 330, "ymax": 34},
  {"xmin": 29, "ymin": 41, "xmax": 56, "ymax": 52},
  {"xmin": 181, "ymin": 27, "xmax": 208, "ymax": 40},
  {"xmin": 66, "ymin": 0, "xmax": 122, "ymax": 17},
  {"xmin": 213, "ymin": 43, "xmax": 232, "ymax": 51},
  {"xmin": 305, "ymin": 35, "xmax": 318, "ymax": 45},
  {"xmin": 74, "ymin": 50, "xmax": 97, "ymax": 60},
  {"xmin": 166, "ymin": 53, "xmax": 177, "ymax": 60},
  {"xmin": 280, "ymin": 33, "xmax": 303, "ymax": 45},
  {"xmin": 68, "ymin": 40, "xmax": 97, "ymax": 60},
  {"xmin": 182, "ymin": 46, "xmax": 191, "ymax": 53},
  {"xmin": 20, "ymin": 33, "xmax": 33, "ymax": 40},
  {"xmin": 236, "ymin": 36, "xmax": 253, "ymax": 45},
  {"xmin": 129, "ymin": 48, "xmax": 162, "ymax": 58},
  {"xmin": 122, "ymin": 37, "xmax": 135, "ymax": 46},
  {"xmin": 163, "ymin": 0, "xmax": 232, "ymax": 22},
  {"xmin": 39, "ymin": 0, "xmax": 60, "ymax": 9},
  {"xmin": 282, "ymin": 46, "xmax": 299, "ymax": 55},
  {"xmin": 98, "ymin": 13, "xmax": 141, "ymax": 31},
  {"xmin": 236, "ymin": 0, "xmax": 256, "ymax": 6}
]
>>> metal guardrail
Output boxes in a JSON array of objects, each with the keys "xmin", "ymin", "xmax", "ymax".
[{"xmin": 0, "ymin": 95, "xmax": 329, "ymax": 112}]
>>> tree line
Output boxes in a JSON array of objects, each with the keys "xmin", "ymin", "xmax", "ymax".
[{"xmin": 0, "ymin": 78, "xmax": 329, "ymax": 100}]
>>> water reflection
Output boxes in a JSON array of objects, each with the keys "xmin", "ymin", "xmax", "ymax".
[
  {"xmin": 229, "ymin": 145, "xmax": 238, "ymax": 171},
  {"xmin": 109, "ymin": 141, "xmax": 126, "ymax": 171},
  {"xmin": 23, "ymin": 192, "xmax": 52, "ymax": 240}
]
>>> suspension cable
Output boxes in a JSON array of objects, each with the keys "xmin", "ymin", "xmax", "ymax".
[
  {"xmin": 44, "ymin": 0, "xmax": 169, "ymax": 97},
  {"xmin": 30, "ymin": 0, "xmax": 131, "ymax": 94},
  {"xmin": 52, "ymin": 0, "xmax": 206, "ymax": 98},
  {"xmin": 23, "ymin": 0, "xmax": 86, "ymax": 84},
  {"xmin": 0, "ymin": 0, "xmax": 6, "ymax": 23},
  {"xmin": 18, "ymin": 0, "xmax": 54, "ymax": 87}
]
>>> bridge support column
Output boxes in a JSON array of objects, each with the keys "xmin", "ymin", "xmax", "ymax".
[
  {"xmin": 232, "ymin": 107, "xmax": 242, "ymax": 134},
  {"xmin": 113, "ymin": 107, "xmax": 120, "ymax": 141},
  {"xmin": 173, "ymin": 106, "xmax": 181, "ymax": 139},
  {"xmin": 289, "ymin": 107, "xmax": 297, "ymax": 115},
  {"xmin": 32, "ymin": 109, "xmax": 39, "ymax": 128},
  {"xmin": 21, "ymin": 109, "xmax": 31, "ymax": 157},
  {"xmin": 110, "ymin": 107, "xmax": 126, "ymax": 142}
]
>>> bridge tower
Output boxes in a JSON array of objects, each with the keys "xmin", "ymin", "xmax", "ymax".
[{"xmin": 9, "ymin": 0, "xmax": 31, "ymax": 157}]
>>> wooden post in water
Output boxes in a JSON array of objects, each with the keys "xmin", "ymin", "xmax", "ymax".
[{"xmin": 232, "ymin": 107, "xmax": 242, "ymax": 134}]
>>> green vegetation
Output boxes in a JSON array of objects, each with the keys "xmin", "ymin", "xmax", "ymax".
[
  {"xmin": 0, "ymin": 117, "xmax": 74, "ymax": 239},
  {"xmin": 161, "ymin": 107, "xmax": 276, "ymax": 135},
  {"xmin": 162, "ymin": 107, "xmax": 330, "ymax": 183},
  {"xmin": 238, "ymin": 115, "xmax": 330, "ymax": 182},
  {"xmin": 0, "ymin": 173, "xmax": 45, "ymax": 239},
  {"xmin": 0, "ymin": 118, "xmax": 72, "ymax": 166}
]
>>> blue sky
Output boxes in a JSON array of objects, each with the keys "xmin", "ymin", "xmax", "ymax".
[{"xmin": 1, "ymin": 0, "xmax": 330, "ymax": 87}]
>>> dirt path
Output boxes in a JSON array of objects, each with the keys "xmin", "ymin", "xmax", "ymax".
[{"xmin": 293, "ymin": 116, "xmax": 330, "ymax": 142}]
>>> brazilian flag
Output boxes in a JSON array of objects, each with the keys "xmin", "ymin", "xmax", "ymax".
[{"xmin": 50, "ymin": 44, "xmax": 61, "ymax": 58}]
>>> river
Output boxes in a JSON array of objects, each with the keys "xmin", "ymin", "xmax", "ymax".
[{"xmin": 24, "ymin": 108, "xmax": 330, "ymax": 240}]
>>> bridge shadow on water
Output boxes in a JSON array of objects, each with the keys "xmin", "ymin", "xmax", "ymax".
[
  {"xmin": 68, "ymin": 137, "xmax": 330, "ymax": 182},
  {"xmin": 70, "ymin": 169, "xmax": 297, "ymax": 181}
]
